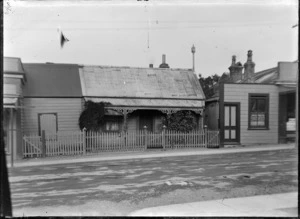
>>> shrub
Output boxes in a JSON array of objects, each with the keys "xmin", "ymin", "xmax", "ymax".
[{"xmin": 163, "ymin": 110, "xmax": 197, "ymax": 132}]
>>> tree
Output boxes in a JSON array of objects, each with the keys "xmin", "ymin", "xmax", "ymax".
[
  {"xmin": 198, "ymin": 74, "xmax": 220, "ymax": 99},
  {"xmin": 219, "ymin": 72, "xmax": 231, "ymax": 83},
  {"xmin": 78, "ymin": 101, "xmax": 111, "ymax": 131}
]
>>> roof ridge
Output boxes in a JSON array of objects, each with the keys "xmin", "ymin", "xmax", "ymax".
[
  {"xmin": 82, "ymin": 65, "xmax": 192, "ymax": 71},
  {"xmin": 23, "ymin": 63, "xmax": 79, "ymax": 66}
]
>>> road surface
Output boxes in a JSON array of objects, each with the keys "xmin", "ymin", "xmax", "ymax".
[{"xmin": 8, "ymin": 148, "xmax": 298, "ymax": 216}]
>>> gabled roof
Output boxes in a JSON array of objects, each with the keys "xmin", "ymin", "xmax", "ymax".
[
  {"xmin": 80, "ymin": 66, "xmax": 205, "ymax": 108},
  {"xmin": 23, "ymin": 63, "xmax": 82, "ymax": 97},
  {"xmin": 80, "ymin": 66, "xmax": 205, "ymax": 99}
]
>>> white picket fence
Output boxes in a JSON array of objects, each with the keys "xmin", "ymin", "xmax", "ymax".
[{"xmin": 23, "ymin": 129, "xmax": 219, "ymax": 158}]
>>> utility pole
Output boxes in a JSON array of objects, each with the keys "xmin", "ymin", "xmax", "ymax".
[{"xmin": 191, "ymin": 44, "xmax": 196, "ymax": 73}]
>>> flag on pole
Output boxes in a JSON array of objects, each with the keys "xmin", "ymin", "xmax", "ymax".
[
  {"xmin": 60, "ymin": 31, "xmax": 69, "ymax": 48},
  {"xmin": 57, "ymin": 27, "xmax": 69, "ymax": 48}
]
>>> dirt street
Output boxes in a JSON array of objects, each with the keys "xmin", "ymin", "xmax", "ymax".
[{"xmin": 8, "ymin": 148, "xmax": 298, "ymax": 216}]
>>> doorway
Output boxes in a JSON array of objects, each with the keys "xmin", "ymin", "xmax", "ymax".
[
  {"xmin": 279, "ymin": 92, "xmax": 296, "ymax": 143},
  {"xmin": 224, "ymin": 103, "xmax": 240, "ymax": 144}
]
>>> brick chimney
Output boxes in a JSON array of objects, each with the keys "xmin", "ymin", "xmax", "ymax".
[
  {"xmin": 228, "ymin": 55, "xmax": 243, "ymax": 82},
  {"xmin": 243, "ymin": 50, "xmax": 255, "ymax": 82},
  {"xmin": 159, "ymin": 54, "xmax": 170, "ymax": 68},
  {"xmin": 149, "ymin": 64, "xmax": 153, "ymax": 68}
]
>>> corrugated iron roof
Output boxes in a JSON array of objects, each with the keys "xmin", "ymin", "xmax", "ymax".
[
  {"xmin": 253, "ymin": 67, "xmax": 278, "ymax": 83},
  {"xmin": 80, "ymin": 66, "xmax": 205, "ymax": 100},
  {"xmin": 240, "ymin": 66, "xmax": 278, "ymax": 83},
  {"xmin": 23, "ymin": 63, "xmax": 82, "ymax": 97}
]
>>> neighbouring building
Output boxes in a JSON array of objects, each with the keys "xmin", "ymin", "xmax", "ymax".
[
  {"xmin": 3, "ymin": 57, "xmax": 27, "ymax": 160},
  {"xmin": 205, "ymin": 50, "xmax": 298, "ymax": 146}
]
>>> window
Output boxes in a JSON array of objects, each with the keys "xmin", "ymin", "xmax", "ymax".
[
  {"xmin": 104, "ymin": 119, "xmax": 120, "ymax": 132},
  {"xmin": 248, "ymin": 94, "xmax": 269, "ymax": 129}
]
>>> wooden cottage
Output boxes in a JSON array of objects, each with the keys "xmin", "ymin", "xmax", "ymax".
[{"xmin": 79, "ymin": 65, "xmax": 205, "ymax": 133}]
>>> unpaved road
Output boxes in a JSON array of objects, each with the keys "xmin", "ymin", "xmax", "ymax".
[{"xmin": 8, "ymin": 148, "xmax": 298, "ymax": 216}]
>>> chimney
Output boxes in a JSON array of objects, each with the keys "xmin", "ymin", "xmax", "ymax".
[
  {"xmin": 231, "ymin": 55, "xmax": 236, "ymax": 65},
  {"xmin": 159, "ymin": 54, "xmax": 170, "ymax": 68},
  {"xmin": 243, "ymin": 50, "xmax": 255, "ymax": 82},
  {"xmin": 228, "ymin": 55, "xmax": 243, "ymax": 82},
  {"xmin": 149, "ymin": 64, "xmax": 153, "ymax": 68}
]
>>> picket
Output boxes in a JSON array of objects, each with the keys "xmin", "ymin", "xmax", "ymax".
[{"xmin": 23, "ymin": 129, "xmax": 219, "ymax": 158}]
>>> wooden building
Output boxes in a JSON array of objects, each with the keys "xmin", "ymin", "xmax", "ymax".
[
  {"xmin": 3, "ymin": 57, "xmax": 26, "ymax": 160},
  {"xmin": 3, "ymin": 57, "xmax": 205, "ymax": 159},
  {"xmin": 205, "ymin": 51, "xmax": 298, "ymax": 146},
  {"xmin": 79, "ymin": 65, "xmax": 205, "ymax": 133},
  {"xmin": 21, "ymin": 63, "xmax": 83, "ymax": 135}
]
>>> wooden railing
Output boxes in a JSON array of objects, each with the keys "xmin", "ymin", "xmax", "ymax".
[{"xmin": 23, "ymin": 129, "xmax": 220, "ymax": 158}]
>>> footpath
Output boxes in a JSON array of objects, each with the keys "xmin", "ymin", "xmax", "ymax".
[
  {"xmin": 8, "ymin": 143, "xmax": 295, "ymax": 168},
  {"xmin": 128, "ymin": 192, "xmax": 298, "ymax": 217}
]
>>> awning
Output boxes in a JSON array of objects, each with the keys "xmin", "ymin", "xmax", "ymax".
[
  {"xmin": 3, "ymin": 97, "xmax": 18, "ymax": 108},
  {"xmin": 85, "ymin": 97, "xmax": 204, "ymax": 109}
]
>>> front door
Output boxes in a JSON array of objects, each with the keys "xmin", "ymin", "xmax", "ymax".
[
  {"xmin": 38, "ymin": 113, "xmax": 57, "ymax": 135},
  {"xmin": 139, "ymin": 115, "xmax": 153, "ymax": 132},
  {"xmin": 224, "ymin": 103, "xmax": 240, "ymax": 143}
]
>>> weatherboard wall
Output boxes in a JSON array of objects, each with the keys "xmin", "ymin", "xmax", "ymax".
[
  {"xmin": 223, "ymin": 83, "xmax": 279, "ymax": 145},
  {"xmin": 22, "ymin": 98, "xmax": 83, "ymax": 134}
]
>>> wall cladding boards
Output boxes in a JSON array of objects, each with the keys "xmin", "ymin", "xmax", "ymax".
[
  {"xmin": 224, "ymin": 84, "xmax": 279, "ymax": 144},
  {"xmin": 22, "ymin": 98, "xmax": 83, "ymax": 134}
]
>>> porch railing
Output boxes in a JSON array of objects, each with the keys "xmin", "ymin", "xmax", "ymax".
[{"xmin": 23, "ymin": 129, "xmax": 220, "ymax": 158}]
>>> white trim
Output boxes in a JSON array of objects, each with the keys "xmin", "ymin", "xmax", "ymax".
[
  {"xmin": 275, "ymin": 82, "xmax": 297, "ymax": 86},
  {"xmin": 3, "ymin": 105, "xmax": 16, "ymax": 109},
  {"xmin": 4, "ymin": 74, "xmax": 24, "ymax": 79},
  {"xmin": 78, "ymin": 67, "xmax": 87, "ymax": 96}
]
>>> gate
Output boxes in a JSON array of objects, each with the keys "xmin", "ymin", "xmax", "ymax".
[
  {"xmin": 206, "ymin": 130, "xmax": 220, "ymax": 148},
  {"xmin": 23, "ymin": 135, "xmax": 42, "ymax": 158}
]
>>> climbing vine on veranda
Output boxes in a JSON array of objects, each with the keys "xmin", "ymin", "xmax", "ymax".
[{"xmin": 78, "ymin": 101, "xmax": 111, "ymax": 132}]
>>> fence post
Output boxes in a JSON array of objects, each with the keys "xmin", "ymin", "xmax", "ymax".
[
  {"xmin": 83, "ymin": 128, "xmax": 86, "ymax": 155},
  {"xmin": 41, "ymin": 130, "xmax": 46, "ymax": 157},
  {"xmin": 162, "ymin": 125, "xmax": 166, "ymax": 150},
  {"xmin": 204, "ymin": 125, "xmax": 208, "ymax": 148},
  {"xmin": 123, "ymin": 131, "xmax": 126, "ymax": 149},
  {"xmin": 144, "ymin": 126, "xmax": 147, "ymax": 150}
]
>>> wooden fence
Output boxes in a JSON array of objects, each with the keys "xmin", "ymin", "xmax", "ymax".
[{"xmin": 23, "ymin": 129, "xmax": 219, "ymax": 158}]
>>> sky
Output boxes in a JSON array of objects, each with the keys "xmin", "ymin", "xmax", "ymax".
[{"xmin": 4, "ymin": 0, "xmax": 298, "ymax": 77}]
